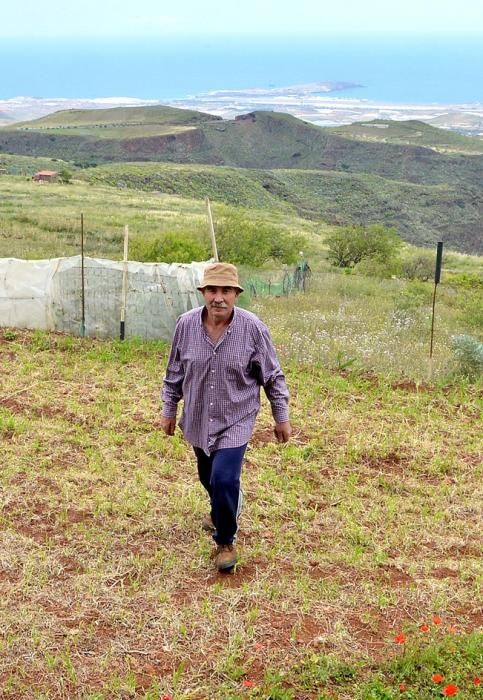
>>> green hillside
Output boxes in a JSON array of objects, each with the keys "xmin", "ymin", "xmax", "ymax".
[
  {"xmin": 2, "ymin": 154, "xmax": 481, "ymax": 254},
  {"xmin": 326, "ymin": 119, "xmax": 483, "ymax": 154},
  {"xmin": 1, "ymin": 107, "xmax": 483, "ymax": 254},
  {"xmin": 0, "ymin": 175, "xmax": 321, "ymax": 261},
  {"xmin": 81, "ymin": 162, "xmax": 294, "ymax": 212},
  {"xmin": 273, "ymin": 169, "xmax": 483, "ymax": 253},
  {"xmin": 13, "ymin": 104, "xmax": 219, "ymax": 129},
  {"xmin": 0, "ymin": 153, "xmax": 73, "ymax": 174},
  {"xmin": 2, "ymin": 108, "xmax": 482, "ymax": 190},
  {"xmin": 200, "ymin": 111, "xmax": 330, "ymax": 168},
  {"xmin": 79, "ymin": 162, "xmax": 483, "ymax": 254},
  {"xmin": 1, "ymin": 105, "xmax": 222, "ymax": 165}
]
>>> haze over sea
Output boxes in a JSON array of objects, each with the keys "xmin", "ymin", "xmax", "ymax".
[{"xmin": 2, "ymin": 33, "xmax": 482, "ymax": 104}]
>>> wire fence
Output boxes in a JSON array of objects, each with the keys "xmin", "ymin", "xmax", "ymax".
[{"xmin": 245, "ymin": 261, "xmax": 311, "ymax": 298}]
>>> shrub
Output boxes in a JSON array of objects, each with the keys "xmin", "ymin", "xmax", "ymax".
[
  {"xmin": 130, "ymin": 231, "xmax": 210, "ymax": 263},
  {"xmin": 447, "ymin": 273, "xmax": 483, "ymax": 330},
  {"xmin": 450, "ymin": 334, "xmax": 483, "ymax": 380},
  {"xmin": 215, "ymin": 212, "xmax": 306, "ymax": 267},
  {"xmin": 447, "ymin": 272, "xmax": 483, "ymax": 290},
  {"xmin": 353, "ymin": 256, "xmax": 401, "ymax": 279},
  {"xmin": 400, "ymin": 250, "xmax": 436, "ymax": 281},
  {"xmin": 326, "ymin": 224, "xmax": 401, "ymax": 269},
  {"xmin": 59, "ymin": 168, "xmax": 73, "ymax": 184},
  {"xmin": 395, "ymin": 280, "xmax": 433, "ymax": 311}
]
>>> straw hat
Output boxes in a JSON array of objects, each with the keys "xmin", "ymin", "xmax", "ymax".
[{"xmin": 197, "ymin": 263, "xmax": 244, "ymax": 292}]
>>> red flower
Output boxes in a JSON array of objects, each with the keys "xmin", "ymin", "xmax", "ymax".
[
  {"xmin": 442, "ymin": 685, "xmax": 458, "ymax": 696},
  {"xmin": 447, "ymin": 626, "xmax": 457, "ymax": 634},
  {"xmin": 160, "ymin": 696, "xmax": 171, "ymax": 700},
  {"xmin": 399, "ymin": 682, "xmax": 407, "ymax": 692},
  {"xmin": 474, "ymin": 677, "xmax": 481, "ymax": 686},
  {"xmin": 433, "ymin": 614, "xmax": 442, "ymax": 625},
  {"xmin": 394, "ymin": 633, "xmax": 406, "ymax": 644},
  {"xmin": 242, "ymin": 680, "xmax": 255, "ymax": 688},
  {"xmin": 420, "ymin": 624, "xmax": 430, "ymax": 632},
  {"xmin": 432, "ymin": 674, "xmax": 444, "ymax": 683}
]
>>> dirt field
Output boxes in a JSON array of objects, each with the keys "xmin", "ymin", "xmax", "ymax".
[{"xmin": 0, "ymin": 329, "xmax": 481, "ymax": 699}]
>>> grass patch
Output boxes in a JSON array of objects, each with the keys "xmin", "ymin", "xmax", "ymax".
[
  {"xmin": 253, "ymin": 273, "xmax": 482, "ymax": 381},
  {"xmin": 0, "ymin": 326, "xmax": 480, "ymax": 698},
  {"xmin": 0, "ymin": 176, "xmax": 320, "ymax": 260}
]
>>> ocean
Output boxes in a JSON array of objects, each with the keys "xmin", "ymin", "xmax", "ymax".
[{"xmin": 1, "ymin": 33, "xmax": 482, "ymax": 104}]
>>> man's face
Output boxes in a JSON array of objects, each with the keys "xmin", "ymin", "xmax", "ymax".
[{"xmin": 202, "ymin": 285, "xmax": 239, "ymax": 323}]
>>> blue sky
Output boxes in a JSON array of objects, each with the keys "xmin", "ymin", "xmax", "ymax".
[{"xmin": 2, "ymin": 0, "xmax": 483, "ymax": 37}]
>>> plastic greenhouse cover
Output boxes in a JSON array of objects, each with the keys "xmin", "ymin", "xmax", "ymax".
[{"xmin": 0, "ymin": 256, "xmax": 209, "ymax": 340}]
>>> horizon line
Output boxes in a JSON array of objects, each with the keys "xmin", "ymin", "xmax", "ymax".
[{"xmin": 2, "ymin": 29, "xmax": 483, "ymax": 40}]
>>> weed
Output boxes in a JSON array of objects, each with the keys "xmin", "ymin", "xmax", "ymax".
[{"xmin": 2, "ymin": 329, "xmax": 18, "ymax": 340}]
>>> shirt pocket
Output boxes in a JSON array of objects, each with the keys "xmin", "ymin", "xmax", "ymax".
[{"xmin": 225, "ymin": 358, "xmax": 253, "ymax": 387}]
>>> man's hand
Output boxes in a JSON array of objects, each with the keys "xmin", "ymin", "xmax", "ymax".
[
  {"xmin": 274, "ymin": 421, "xmax": 292, "ymax": 443},
  {"xmin": 160, "ymin": 416, "xmax": 176, "ymax": 436}
]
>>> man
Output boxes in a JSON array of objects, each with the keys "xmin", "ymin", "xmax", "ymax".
[{"xmin": 160, "ymin": 262, "xmax": 291, "ymax": 572}]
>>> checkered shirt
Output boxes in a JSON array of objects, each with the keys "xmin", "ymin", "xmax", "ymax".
[{"xmin": 161, "ymin": 306, "xmax": 289, "ymax": 455}]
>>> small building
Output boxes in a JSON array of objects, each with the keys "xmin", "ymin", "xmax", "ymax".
[{"xmin": 33, "ymin": 170, "xmax": 59, "ymax": 183}]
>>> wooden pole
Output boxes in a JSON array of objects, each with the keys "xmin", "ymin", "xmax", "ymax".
[
  {"xmin": 80, "ymin": 212, "xmax": 85, "ymax": 337},
  {"xmin": 120, "ymin": 225, "xmax": 129, "ymax": 340},
  {"xmin": 205, "ymin": 197, "xmax": 219, "ymax": 262}
]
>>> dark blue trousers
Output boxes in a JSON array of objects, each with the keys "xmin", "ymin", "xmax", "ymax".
[{"xmin": 194, "ymin": 444, "xmax": 247, "ymax": 545}]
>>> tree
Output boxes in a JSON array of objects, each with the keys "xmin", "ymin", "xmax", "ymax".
[{"xmin": 326, "ymin": 224, "xmax": 401, "ymax": 268}]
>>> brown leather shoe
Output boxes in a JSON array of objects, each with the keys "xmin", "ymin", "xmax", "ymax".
[
  {"xmin": 201, "ymin": 514, "xmax": 215, "ymax": 533},
  {"xmin": 214, "ymin": 544, "xmax": 238, "ymax": 571}
]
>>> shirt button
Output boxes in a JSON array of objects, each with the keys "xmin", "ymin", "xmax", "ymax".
[
  {"xmin": 209, "ymin": 418, "xmax": 214, "ymax": 422},
  {"xmin": 210, "ymin": 402, "xmax": 213, "ymax": 406},
  {"xmin": 210, "ymin": 385, "xmax": 214, "ymax": 389},
  {"xmin": 211, "ymin": 370, "xmax": 215, "ymax": 374}
]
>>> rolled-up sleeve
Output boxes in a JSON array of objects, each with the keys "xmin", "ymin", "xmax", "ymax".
[{"xmin": 161, "ymin": 320, "xmax": 184, "ymax": 418}]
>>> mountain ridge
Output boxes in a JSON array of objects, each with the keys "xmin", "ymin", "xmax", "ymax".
[{"xmin": 1, "ymin": 106, "xmax": 482, "ymax": 254}]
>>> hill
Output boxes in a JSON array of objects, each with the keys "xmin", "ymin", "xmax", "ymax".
[
  {"xmin": 1, "ymin": 107, "xmax": 482, "ymax": 254},
  {"xmin": 79, "ymin": 162, "xmax": 483, "ymax": 254},
  {"xmin": 1, "ymin": 159, "xmax": 481, "ymax": 255},
  {"xmin": 1, "ymin": 105, "xmax": 222, "ymax": 165},
  {"xmin": 426, "ymin": 111, "xmax": 483, "ymax": 137},
  {"xmin": 325, "ymin": 119, "xmax": 483, "ymax": 154},
  {"xmin": 1, "ymin": 107, "xmax": 482, "ymax": 186},
  {"xmin": 12, "ymin": 104, "xmax": 220, "ymax": 130}
]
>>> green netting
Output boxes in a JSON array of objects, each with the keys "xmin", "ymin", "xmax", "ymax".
[{"xmin": 245, "ymin": 261, "xmax": 311, "ymax": 297}]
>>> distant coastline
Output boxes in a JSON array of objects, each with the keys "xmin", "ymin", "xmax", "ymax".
[
  {"xmin": 201, "ymin": 81, "xmax": 363, "ymax": 97},
  {"xmin": 1, "ymin": 88, "xmax": 482, "ymax": 137},
  {"xmin": 168, "ymin": 84, "xmax": 483, "ymax": 135}
]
